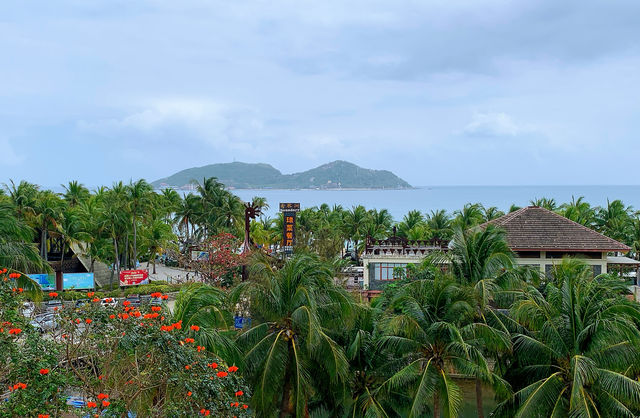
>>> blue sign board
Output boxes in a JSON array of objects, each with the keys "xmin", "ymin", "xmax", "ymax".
[
  {"xmin": 28, "ymin": 273, "xmax": 56, "ymax": 291},
  {"xmin": 63, "ymin": 273, "xmax": 94, "ymax": 290},
  {"xmin": 234, "ymin": 316, "xmax": 243, "ymax": 329}
]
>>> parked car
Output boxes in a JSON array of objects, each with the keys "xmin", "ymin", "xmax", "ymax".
[
  {"xmin": 22, "ymin": 301, "xmax": 35, "ymax": 318},
  {"xmin": 75, "ymin": 299, "xmax": 90, "ymax": 308},
  {"xmin": 45, "ymin": 299, "xmax": 63, "ymax": 313},
  {"xmin": 30, "ymin": 313, "xmax": 59, "ymax": 333},
  {"xmin": 125, "ymin": 294, "xmax": 141, "ymax": 307},
  {"xmin": 100, "ymin": 297, "xmax": 118, "ymax": 308}
]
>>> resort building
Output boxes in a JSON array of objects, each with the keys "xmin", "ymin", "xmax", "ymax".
[{"xmin": 361, "ymin": 206, "xmax": 638, "ymax": 295}]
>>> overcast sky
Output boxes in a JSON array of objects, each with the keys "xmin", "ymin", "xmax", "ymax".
[{"xmin": 1, "ymin": 0, "xmax": 639, "ymax": 188}]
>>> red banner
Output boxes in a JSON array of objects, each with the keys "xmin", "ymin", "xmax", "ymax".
[{"xmin": 119, "ymin": 269, "xmax": 150, "ymax": 286}]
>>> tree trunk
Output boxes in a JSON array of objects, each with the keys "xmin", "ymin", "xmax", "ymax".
[
  {"xmin": 433, "ymin": 390, "xmax": 440, "ymax": 418},
  {"xmin": 153, "ymin": 256, "xmax": 157, "ymax": 275},
  {"xmin": 475, "ymin": 379, "xmax": 484, "ymax": 418},
  {"xmin": 60, "ymin": 238, "xmax": 65, "ymax": 274},
  {"xmin": 113, "ymin": 237, "xmax": 120, "ymax": 287},
  {"xmin": 280, "ymin": 345, "xmax": 294, "ymax": 417},
  {"xmin": 133, "ymin": 217, "xmax": 137, "ymax": 269}
]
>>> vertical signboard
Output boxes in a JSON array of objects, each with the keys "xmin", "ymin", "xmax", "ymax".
[{"xmin": 279, "ymin": 203, "xmax": 300, "ymax": 256}]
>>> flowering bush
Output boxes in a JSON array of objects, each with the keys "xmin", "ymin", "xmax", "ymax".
[{"xmin": 0, "ymin": 269, "xmax": 252, "ymax": 416}]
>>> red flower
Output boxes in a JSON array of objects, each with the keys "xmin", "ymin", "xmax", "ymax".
[
  {"xmin": 187, "ymin": 391, "xmax": 192, "ymax": 397},
  {"xmin": 39, "ymin": 368, "xmax": 49, "ymax": 375},
  {"xmin": 87, "ymin": 401, "xmax": 97, "ymax": 408},
  {"xmin": 12, "ymin": 382, "xmax": 27, "ymax": 390},
  {"xmin": 242, "ymin": 404, "xmax": 248, "ymax": 409},
  {"xmin": 190, "ymin": 325, "xmax": 200, "ymax": 331},
  {"xmin": 87, "ymin": 291, "xmax": 95, "ymax": 297},
  {"xmin": 8, "ymin": 328, "xmax": 22, "ymax": 335},
  {"xmin": 121, "ymin": 313, "xmax": 129, "ymax": 320},
  {"xmin": 235, "ymin": 390, "xmax": 243, "ymax": 397},
  {"xmin": 133, "ymin": 311, "xmax": 141, "ymax": 318},
  {"xmin": 48, "ymin": 292, "xmax": 58, "ymax": 298},
  {"xmin": 228, "ymin": 365, "xmax": 239, "ymax": 373},
  {"xmin": 200, "ymin": 409, "xmax": 210, "ymax": 416},
  {"xmin": 216, "ymin": 371, "xmax": 228, "ymax": 378},
  {"xmin": 185, "ymin": 365, "xmax": 191, "ymax": 370},
  {"xmin": 208, "ymin": 362, "xmax": 218, "ymax": 369},
  {"xmin": 97, "ymin": 393, "xmax": 109, "ymax": 400},
  {"xmin": 102, "ymin": 400, "xmax": 110, "ymax": 407},
  {"xmin": 123, "ymin": 301, "xmax": 131, "ymax": 306},
  {"xmin": 197, "ymin": 345, "xmax": 205, "ymax": 352},
  {"xmin": 38, "ymin": 414, "xmax": 50, "ymax": 418},
  {"xmin": 85, "ymin": 318, "xmax": 92, "ymax": 324},
  {"xmin": 161, "ymin": 294, "xmax": 169, "ymax": 300},
  {"xmin": 185, "ymin": 338, "xmax": 195, "ymax": 343},
  {"xmin": 151, "ymin": 306, "xmax": 161, "ymax": 312},
  {"xmin": 109, "ymin": 314, "xmax": 116, "ymax": 319},
  {"xmin": 92, "ymin": 298, "xmax": 100, "ymax": 302},
  {"xmin": 150, "ymin": 292, "xmax": 162, "ymax": 298}
]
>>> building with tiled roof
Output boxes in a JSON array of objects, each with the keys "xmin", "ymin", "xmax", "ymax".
[{"xmin": 481, "ymin": 206, "xmax": 633, "ymax": 277}]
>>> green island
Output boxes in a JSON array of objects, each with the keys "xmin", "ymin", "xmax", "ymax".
[
  {"xmin": 152, "ymin": 160, "xmax": 413, "ymax": 190},
  {"xmin": 2, "ymin": 180, "xmax": 640, "ymax": 417}
]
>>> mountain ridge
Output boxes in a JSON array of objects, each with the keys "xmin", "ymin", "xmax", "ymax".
[{"xmin": 152, "ymin": 160, "xmax": 412, "ymax": 190}]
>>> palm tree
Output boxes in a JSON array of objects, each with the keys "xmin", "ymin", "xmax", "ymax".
[
  {"xmin": 594, "ymin": 199, "xmax": 632, "ymax": 242},
  {"xmin": 175, "ymin": 193, "xmax": 201, "ymax": 244},
  {"xmin": 426, "ymin": 209, "xmax": 452, "ymax": 241},
  {"xmin": 529, "ymin": 197, "xmax": 557, "ymax": 211},
  {"xmin": 380, "ymin": 276, "xmax": 494, "ymax": 418},
  {"xmin": 343, "ymin": 206, "xmax": 369, "ymax": 258},
  {"xmin": 481, "ymin": 206, "xmax": 504, "ymax": 222},
  {"xmin": 453, "ymin": 203, "xmax": 483, "ymax": 229},
  {"xmin": 0, "ymin": 201, "xmax": 46, "ymax": 274},
  {"xmin": 499, "ymin": 259, "xmax": 640, "ymax": 417},
  {"xmin": 559, "ymin": 196, "xmax": 594, "ymax": 227},
  {"xmin": 33, "ymin": 190, "xmax": 64, "ymax": 261},
  {"xmin": 171, "ymin": 283, "xmax": 241, "ymax": 365},
  {"xmin": 444, "ymin": 225, "xmax": 518, "ymax": 417},
  {"xmin": 233, "ymin": 254, "xmax": 354, "ymax": 416},
  {"xmin": 397, "ymin": 210, "xmax": 425, "ymax": 238},
  {"xmin": 62, "ymin": 180, "xmax": 90, "ymax": 207},
  {"xmin": 141, "ymin": 219, "xmax": 175, "ymax": 274},
  {"xmin": 127, "ymin": 179, "xmax": 153, "ymax": 269}
]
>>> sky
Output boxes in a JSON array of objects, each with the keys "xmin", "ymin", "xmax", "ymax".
[{"xmin": 1, "ymin": 0, "xmax": 640, "ymax": 188}]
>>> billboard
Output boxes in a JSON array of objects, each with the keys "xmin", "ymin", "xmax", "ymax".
[
  {"xmin": 29, "ymin": 273, "xmax": 56, "ymax": 291},
  {"xmin": 119, "ymin": 269, "xmax": 150, "ymax": 286},
  {"xmin": 62, "ymin": 273, "xmax": 94, "ymax": 290}
]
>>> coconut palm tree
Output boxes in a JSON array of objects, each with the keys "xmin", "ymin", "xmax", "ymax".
[
  {"xmin": 397, "ymin": 210, "xmax": 425, "ymax": 238},
  {"xmin": 233, "ymin": 254, "xmax": 354, "ymax": 416},
  {"xmin": 127, "ymin": 179, "xmax": 153, "ymax": 269},
  {"xmin": 481, "ymin": 206, "xmax": 504, "ymax": 222},
  {"xmin": 453, "ymin": 203, "xmax": 483, "ymax": 230},
  {"xmin": 140, "ymin": 218, "xmax": 176, "ymax": 274},
  {"xmin": 426, "ymin": 209, "xmax": 452, "ymax": 242},
  {"xmin": 559, "ymin": 196, "xmax": 594, "ymax": 227},
  {"xmin": 33, "ymin": 190, "xmax": 64, "ymax": 261},
  {"xmin": 62, "ymin": 180, "xmax": 90, "ymax": 207},
  {"xmin": 529, "ymin": 197, "xmax": 557, "ymax": 211},
  {"xmin": 443, "ymin": 225, "xmax": 519, "ymax": 417},
  {"xmin": 594, "ymin": 199, "xmax": 632, "ymax": 243},
  {"xmin": 379, "ymin": 276, "xmax": 494, "ymax": 418},
  {"xmin": 171, "ymin": 283, "xmax": 242, "ymax": 365},
  {"xmin": 343, "ymin": 205, "xmax": 369, "ymax": 258},
  {"xmin": 0, "ymin": 201, "xmax": 46, "ymax": 274},
  {"xmin": 499, "ymin": 259, "xmax": 640, "ymax": 417}
]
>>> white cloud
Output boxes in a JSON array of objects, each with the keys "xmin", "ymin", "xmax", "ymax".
[
  {"xmin": 462, "ymin": 112, "xmax": 522, "ymax": 137},
  {"xmin": 77, "ymin": 98, "xmax": 264, "ymax": 148}
]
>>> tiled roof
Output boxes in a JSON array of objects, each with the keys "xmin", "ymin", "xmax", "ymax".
[{"xmin": 481, "ymin": 206, "xmax": 630, "ymax": 252}]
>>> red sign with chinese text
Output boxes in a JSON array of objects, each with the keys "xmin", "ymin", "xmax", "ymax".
[{"xmin": 119, "ymin": 269, "xmax": 150, "ymax": 286}]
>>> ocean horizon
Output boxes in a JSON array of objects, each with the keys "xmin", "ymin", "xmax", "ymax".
[{"xmin": 231, "ymin": 185, "xmax": 640, "ymax": 221}]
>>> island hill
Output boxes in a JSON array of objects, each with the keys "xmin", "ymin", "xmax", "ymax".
[{"xmin": 152, "ymin": 160, "xmax": 412, "ymax": 190}]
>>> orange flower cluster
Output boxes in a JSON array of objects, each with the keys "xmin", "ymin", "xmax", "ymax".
[
  {"xmin": 151, "ymin": 306, "xmax": 162, "ymax": 312},
  {"xmin": 196, "ymin": 345, "xmax": 205, "ymax": 352},
  {"xmin": 143, "ymin": 312, "xmax": 160, "ymax": 319},
  {"xmin": 9, "ymin": 328, "xmax": 22, "ymax": 335},
  {"xmin": 228, "ymin": 365, "xmax": 239, "ymax": 373},
  {"xmin": 190, "ymin": 325, "xmax": 200, "ymax": 331},
  {"xmin": 85, "ymin": 318, "xmax": 92, "ymax": 324},
  {"xmin": 200, "ymin": 408, "xmax": 210, "ymax": 415},
  {"xmin": 8, "ymin": 272, "xmax": 21, "ymax": 279},
  {"xmin": 207, "ymin": 362, "xmax": 218, "ymax": 369},
  {"xmin": 97, "ymin": 393, "xmax": 108, "ymax": 400},
  {"xmin": 87, "ymin": 291, "xmax": 95, "ymax": 297},
  {"xmin": 48, "ymin": 292, "xmax": 58, "ymax": 298},
  {"xmin": 161, "ymin": 294, "xmax": 169, "ymax": 300},
  {"xmin": 185, "ymin": 365, "xmax": 191, "ymax": 370},
  {"xmin": 12, "ymin": 287, "xmax": 23, "ymax": 293},
  {"xmin": 39, "ymin": 368, "xmax": 49, "ymax": 375},
  {"xmin": 92, "ymin": 297, "xmax": 100, "ymax": 302},
  {"xmin": 87, "ymin": 401, "xmax": 97, "ymax": 408},
  {"xmin": 10, "ymin": 382, "xmax": 27, "ymax": 390},
  {"xmin": 216, "ymin": 371, "xmax": 228, "ymax": 378},
  {"xmin": 38, "ymin": 414, "xmax": 49, "ymax": 418},
  {"xmin": 184, "ymin": 338, "xmax": 195, "ymax": 343},
  {"xmin": 150, "ymin": 292, "xmax": 162, "ymax": 298}
]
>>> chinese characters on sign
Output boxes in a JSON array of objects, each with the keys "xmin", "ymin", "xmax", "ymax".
[{"xmin": 279, "ymin": 202, "xmax": 300, "ymax": 255}]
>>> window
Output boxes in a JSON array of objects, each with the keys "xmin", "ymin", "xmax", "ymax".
[{"xmin": 372, "ymin": 263, "xmax": 407, "ymax": 281}]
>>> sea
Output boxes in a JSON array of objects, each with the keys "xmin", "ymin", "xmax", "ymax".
[{"xmin": 233, "ymin": 185, "xmax": 640, "ymax": 221}]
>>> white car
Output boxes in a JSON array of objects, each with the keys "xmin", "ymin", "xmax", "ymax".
[{"xmin": 100, "ymin": 297, "xmax": 118, "ymax": 308}]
